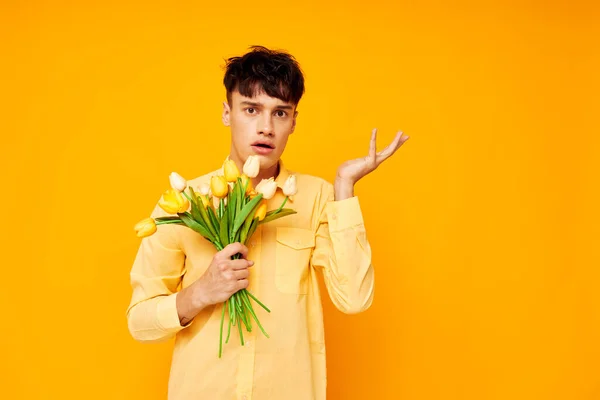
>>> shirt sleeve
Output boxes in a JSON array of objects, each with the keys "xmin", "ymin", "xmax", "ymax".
[
  {"xmin": 310, "ymin": 183, "xmax": 375, "ymax": 314},
  {"xmin": 126, "ymin": 202, "xmax": 191, "ymax": 343}
]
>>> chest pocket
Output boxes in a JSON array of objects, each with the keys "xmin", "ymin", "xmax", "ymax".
[{"xmin": 275, "ymin": 227, "xmax": 315, "ymax": 295}]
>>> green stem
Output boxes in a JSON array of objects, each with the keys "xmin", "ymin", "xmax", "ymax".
[
  {"xmin": 246, "ymin": 290, "xmax": 271, "ymax": 313},
  {"xmin": 274, "ymin": 196, "xmax": 288, "ymax": 214},
  {"xmin": 237, "ymin": 313, "xmax": 245, "ymax": 346},
  {"xmin": 155, "ymin": 220, "xmax": 184, "ymax": 225},
  {"xmin": 226, "ymin": 298, "xmax": 232, "ymax": 344},
  {"xmin": 182, "ymin": 191, "xmax": 194, "ymax": 204},
  {"xmin": 218, "ymin": 301, "xmax": 225, "ymax": 358},
  {"xmin": 231, "ymin": 294, "xmax": 237, "ymax": 326},
  {"xmin": 240, "ymin": 290, "xmax": 269, "ymax": 338}
]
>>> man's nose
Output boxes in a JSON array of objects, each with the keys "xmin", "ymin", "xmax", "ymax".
[{"xmin": 258, "ymin": 114, "xmax": 274, "ymax": 136}]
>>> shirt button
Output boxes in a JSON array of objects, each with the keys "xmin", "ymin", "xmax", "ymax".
[{"xmin": 242, "ymin": 395, "xmax": 248, "ymax": 400}]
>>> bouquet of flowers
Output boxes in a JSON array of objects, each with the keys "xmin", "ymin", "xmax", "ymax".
[{"xmin": 134, "ymin": 155, "xmax": 298, "ymax": 357}]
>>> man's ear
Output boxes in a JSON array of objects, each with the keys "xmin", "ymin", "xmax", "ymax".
[
  {"xmin": 291, "ymin": 110, "xmax": 298, "ymax": 133},
  {"xmin": 222, "ymin": 101, "xmax": 231, "ymax": 126}
]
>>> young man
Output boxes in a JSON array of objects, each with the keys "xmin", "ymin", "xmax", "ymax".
[{"xmin": 127, "ymin": 46, "xmax": 409, "ymax": 400}]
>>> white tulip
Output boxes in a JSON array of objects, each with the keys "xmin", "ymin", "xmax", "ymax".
[
  {"xmin": 197, "ymin": 183, "xmax": 210, "ymax": 196},
  {"xmin": 255, "ymin": 177, "xmax": 278, "ymax": 200},
  {"xmin": 243, "ymin": 155, "xmax": 260, "ymax": 178},
  {"xmin": 169, "ymin": 172, "xmax": 187, "ymax": 192},
  {"xmin": 282, "ymin": 175, "xmax": 297, "ymax": 197}
]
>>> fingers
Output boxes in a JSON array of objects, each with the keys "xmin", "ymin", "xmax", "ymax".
[
  {"xmin": 233, "ymin": 268, "xmax": 250, "ymax": 280},
  {"xmin": 229, "ymin": 259, "xmax": 254, "ymax": 270},
  {"xmin": 369, "ymin": 128, "xmax": 377, "ymax": 159},
  {"xmin": 237, "ymin": 279, "xmax": 250, "ymax": 290},
  {"xmin": 377, "ymin": 130, "xmax": 409, "ymax": 163},
  {"xmin": 219, "ymin": 242, "xmax": 249, "ymax": 260}
]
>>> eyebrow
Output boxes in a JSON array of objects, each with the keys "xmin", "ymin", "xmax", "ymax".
[{"xmin": 239, "ymin": 101, "xmax": 294, "ymax": 110}]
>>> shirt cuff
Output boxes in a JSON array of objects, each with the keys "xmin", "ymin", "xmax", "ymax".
[
  {"xmin": 325, "ymin": 196, "xmax": 365, "ymax": 232},
  {"xmin": 156, "ymin": 292, "xmax": 189, "ymax": 332}
]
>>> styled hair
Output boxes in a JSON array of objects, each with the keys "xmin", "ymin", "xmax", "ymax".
[{"xmin": 223, "ymin": 45, "xmax": 305, "ymax": 107}]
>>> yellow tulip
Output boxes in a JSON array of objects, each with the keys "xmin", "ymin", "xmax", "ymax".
[
  {"xmin": 255, "ymin": 200, "xmax": 268, "ymax": 221},
  {"xmin": 223, "ymin": 159, "xmax": 240, "ymax": 182},
  {"xmin": 158, "ymin": 188, "xmax": 190, "ymax": 214},
  {"xmin": 211, "ymin": 175, "xmax": 229, "ymax": 198},
  {"xmin": 134, "ymin": 217, "xmax": 157, "ymax": 238},
  {"xmin": 240, "ymin": 174, "xmax": 254, "ymax": 195}
]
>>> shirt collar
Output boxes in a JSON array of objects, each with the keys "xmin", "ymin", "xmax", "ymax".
[{"xmin": 274, "ymin": 159, "xmax": 290, "ymax": 190}]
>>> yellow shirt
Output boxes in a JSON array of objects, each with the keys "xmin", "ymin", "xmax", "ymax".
[{"xmin": 126, "ymin": 160, "xmax": 375, "ymax": 400}]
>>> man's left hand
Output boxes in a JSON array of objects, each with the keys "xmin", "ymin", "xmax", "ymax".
[{"xmin": 336, "ymin": 128, "xmax": 410, "ymax": 186}]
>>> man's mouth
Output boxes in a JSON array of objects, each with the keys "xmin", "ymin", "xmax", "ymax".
[
  {"xmin": 251, "ymin": 141, "xmax": 275, "ymax": 149},
  {"xmin": 251, "ymin": 141, "xmax": 275, "ymax": 155}
]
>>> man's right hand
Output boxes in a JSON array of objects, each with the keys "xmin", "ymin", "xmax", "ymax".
[
  {"xmin": 176, "ymin": 243, "xmax": 253, "ymax": 326},
  {"xmin": 195, "ymin": 242, "xmax": 254, "ymax": 305}
]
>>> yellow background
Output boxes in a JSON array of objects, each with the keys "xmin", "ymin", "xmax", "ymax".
[{"xmin": 1, "ymin": 1, "xmax": 599, "ymax": 399}]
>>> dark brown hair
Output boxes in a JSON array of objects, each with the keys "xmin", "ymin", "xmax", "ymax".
[{"xmin": 223, "ymin": 45, "xmax": 305, "ymax": 107}]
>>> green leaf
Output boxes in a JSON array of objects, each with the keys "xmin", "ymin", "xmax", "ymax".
[
  {"xmin": 237, "ymin": 178, "xmax": 244, "ymax": 214},
  {"xmin": 219, "ymin": 211, "xmax": 229, "ymax": 247},
  {"xmin": 188, "ymin": 186, "xmax": 198, "ymax": 204},
  {"xmin": 228, "ymin": 189, "xmax": 237, "ymax": 236},
  {"xmin": 179, "ymin": 212, "xmax": 214, "ymax": 241},
  {"xmin": 261, "ymin": 208, "xmax": 297, "ymax": 224},
  {"xmin": 243, "ymin": 217, "xmax": 259, "ymax": 243},
  {"xmin": 196, "ymin": 198, "xmax": 218, "ymax": 239},
  {"xmin": 232, "ymin": 193, "xmax": 263, "ymax": 235},
  {"xmin": 189, "ymin": 199, "xmax": 204, "ymax": 225},
  {"xmin": 207, "ymin": 206, "xmax": 220, "ymax": 229},
  {"xmin": 240, "ymin": 208, "xmax": 257, "ymax": 244}
]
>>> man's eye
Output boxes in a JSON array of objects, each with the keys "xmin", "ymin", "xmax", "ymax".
[
  {"xmin": 276, "ymin": 110, "xmax": 287, "ymax": 117},
  {"xmin": 246, "ymin": 108, "xmax": 255, "ymax": 114}
]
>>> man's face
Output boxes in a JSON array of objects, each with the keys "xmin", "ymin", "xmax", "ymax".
[{"xmin": 222, "ymin": 89, "xmax": 297, "ymax": 171}]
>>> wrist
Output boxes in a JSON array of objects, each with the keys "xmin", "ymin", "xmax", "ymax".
[
  {"xmin": 190, "ymin": 280, "xmax": 211, "ymax": 310},
  {"xmin": 334, "ymin": 176, "xmax": 355, "ymax": 201}
]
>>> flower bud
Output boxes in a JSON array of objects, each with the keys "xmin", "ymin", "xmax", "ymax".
[
  {"xmin": 243, "ymin": 155, "xmax": 260, "ymax": 178},
  {"xmin": 210, "ymin": 175, "xmax": 228, "ymax": 198},
  {"xmin": 255, "ymin": 177, "xmax": 277, "ymax": 200},
  {"xmin": 255, "ymin": 200, "xmax": 268, "ymax": 221},
  {"xmin": 282, "ymin": 175, "xmax": 297, "ymax": 197},
  {"xmin": 223, "ymin": 159, "xmax": 240, "ymax": 182},
  {"xmin": 169, "ymin": 172, "xmax": 187, "ymax": 192},
  {"xmin": 158, "ymin": 188, "xmax": 190, "ymax": 214},
  {"xmin": 197, "ymin": 183, "xmax": 210, "ymax": 196},
  {"xmin": 134, "ymin": 217, "xmax": 157, "ymax": 238}
]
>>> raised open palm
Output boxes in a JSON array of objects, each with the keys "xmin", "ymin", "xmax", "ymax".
[{"xmin": 336, "ymin": 128, "xmax": 410, "ymax": 183}]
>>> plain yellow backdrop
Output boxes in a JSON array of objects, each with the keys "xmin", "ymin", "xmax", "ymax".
[{"xmin": 1, "ymin": 1, "xmax": 599, "ymax": 399}]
